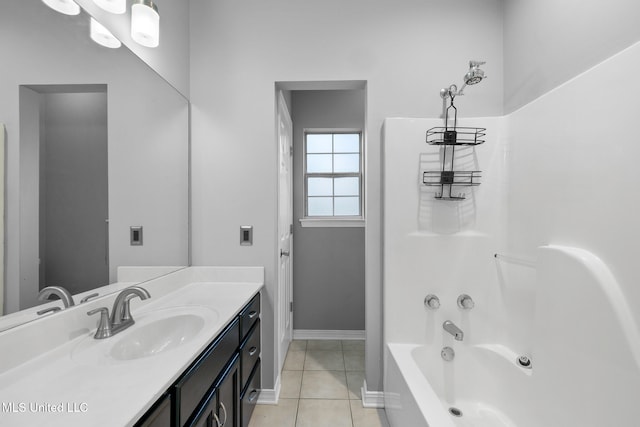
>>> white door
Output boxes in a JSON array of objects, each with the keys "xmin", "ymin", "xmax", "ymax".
[{"xmin": 277, "ymin": 91, "xmax": 293, "ymax": 373}]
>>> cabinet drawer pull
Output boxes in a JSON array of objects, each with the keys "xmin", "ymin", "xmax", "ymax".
[
  {"xmin": 213, "ymin": 412, "xmax": 221, "ymax": 427},
  {"xmin": 219, "ymin": 402, "xmax": 227, "ymax": 427},
  {"xmin": 248, "ymin": 390, "xmax": 258, "ymax": 402},
  {"xmin": 248, "ymin": 311, "xmax": 258, "ymax": 319},
  {"xmin": 249, "ymin": 346, "xmax": 258, "ymax": 356}
]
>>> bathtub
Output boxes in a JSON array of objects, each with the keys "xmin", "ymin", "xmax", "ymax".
[
  {"xmin": 384, "ymin": 342, "xmax": 525, "ymax": 427},
  {"xmin": 383, "ymin": 246, "xmax": 640, "ymax": 427}
]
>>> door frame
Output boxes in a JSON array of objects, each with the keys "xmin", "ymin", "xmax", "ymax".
[{"xmin": 275, "ymin": 89, "xmax": 294, "ymax": 376}]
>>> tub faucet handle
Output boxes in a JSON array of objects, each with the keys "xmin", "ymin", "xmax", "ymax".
[
  {"xmin": 424, "ymin": 294, "xmax": 440, "ymax": 309},
  {"xmin": 457, "ymin": 294, "xmax": 474, "ymax": 310}
]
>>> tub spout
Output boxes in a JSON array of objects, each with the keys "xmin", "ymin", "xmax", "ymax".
[{"xmin": 443, "ymin": 320, "xmax": 464, "ymax": 341}]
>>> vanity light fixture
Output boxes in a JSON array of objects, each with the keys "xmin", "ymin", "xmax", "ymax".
[
  {"xmin": 90, "ymin": 17, "xmax": 122, "ymax": 48},
  {"xmin": 93, "ymin": 0, "xmax": 126, "ymax": 14},
  {"xmin": 42, "ymin": 0, "xmax": 80, "ymax": 15},
  {"xmin": 131, "ymin": 0, "xmax": 160, "ymax": 48}
]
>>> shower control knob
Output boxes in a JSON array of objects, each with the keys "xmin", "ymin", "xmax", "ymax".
[
  {"xmin": 424, "ymin": 294, "xmax": 440, "ymax": 309},
  {"xmin": 457, "ymin": 294, "xmax": 475, "ymax": 310}
]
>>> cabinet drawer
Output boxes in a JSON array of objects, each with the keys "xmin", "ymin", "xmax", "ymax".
[
  {"xmin": 240, "ymin": 294, "xmax": 260, "ymax": 339},
  {"xmin": 241, "ymin": 359, "xmax": 261, "ymax": 427},
  {"xmin": 176, "ymin": 318, "xmax": 240, "ymax": 427},
  {"xmin": 240, "ymin": 319, "xmax": 260, "ymax": 389}
]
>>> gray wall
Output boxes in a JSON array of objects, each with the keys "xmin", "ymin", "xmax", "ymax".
[
  {"xmin": 291, "ymin": 90, "xmax": 365, "ymax": 331},
  {"xmin": 503, "ymin": 0, "xmax": 640, "ymax": 113},
  {"xmin": 42, "ymin": 92, "xmax": 109, "ymax": 294}
]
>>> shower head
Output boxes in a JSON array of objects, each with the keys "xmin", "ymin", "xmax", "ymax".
[
  {"xmin": 464, "ymin": 60, "xmax": 486, "ymax": 85},
  {"xmin": 440, "ymin": 60, "xmax": 487, "ymax": 99}
]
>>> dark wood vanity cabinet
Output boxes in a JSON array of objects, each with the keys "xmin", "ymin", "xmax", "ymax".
[{"xmin": 134, "ymin": 292, "xmax": 261, "ymax": 427}]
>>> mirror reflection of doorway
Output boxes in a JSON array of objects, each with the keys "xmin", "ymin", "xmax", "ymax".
[{"xmin": 19, "ymin": 85, "xmax": 108, "ymax": 309}]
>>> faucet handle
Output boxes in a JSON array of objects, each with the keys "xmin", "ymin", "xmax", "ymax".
[
  {"xmin": 88, "ymin": 307, "xmax": 113, "ymax": 339},
  {"xmin": 424, "ymin": 294, "xmax": 440, "ymax": 309},
  {"xmin": 457, "ymin": 294, "xmax": 475, "ymax": 310}
]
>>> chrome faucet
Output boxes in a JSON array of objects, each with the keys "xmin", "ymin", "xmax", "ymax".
[
  {"xmin": 443, "ymin": 320, "xmax": 464, "ymax": 341},
  {"xmin": 38, "ymin": 286, "xmax": 75, "ymax": 308},
  {"xmin": 87, "ymin": 286, "xmax": 151, "ymax": 339}
]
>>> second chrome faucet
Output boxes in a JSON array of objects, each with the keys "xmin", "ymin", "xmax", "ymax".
[{"xmin": 87, "ymin": 286, "xmax": 151, "ymax": 339}]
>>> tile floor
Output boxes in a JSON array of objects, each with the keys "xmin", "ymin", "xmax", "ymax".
[{"xmin": 249, "ymin": 340, "xmax": 389, "ymax": 427}]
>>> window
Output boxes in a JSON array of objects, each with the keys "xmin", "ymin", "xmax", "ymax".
[{"xmin": 304, "ymin": 131, "xmax": 363, "ymax": 218}]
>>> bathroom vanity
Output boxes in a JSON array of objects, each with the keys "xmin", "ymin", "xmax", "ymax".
[
  {"xmin": 0, "ymin": 267, "xmax": 263, "ymax": 427},
  {"xmin": 137, "ymin": 293, "xmax": 261, "ymax": 427}
]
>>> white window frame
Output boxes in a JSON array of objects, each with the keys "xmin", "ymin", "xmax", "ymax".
[{"xmin": 300, "ymin": 128, "xmax": 365, "ymax": 228}]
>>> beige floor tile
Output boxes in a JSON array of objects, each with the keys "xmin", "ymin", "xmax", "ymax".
[
  {"xmin": 284, "ymin": 350, "xmax": 306, "ymax": 371},
  {"xmin": 280, "ymin": 370, "xmax": 303, "ymax": 399},
  {"xmin": 307, "ymin": 339, "xmax": 342, "ymax": 351},
  {"xmin": 296, "ymin": 399, "xmax": 352, "ymax": 427},
  {"xmin": 300, "ymin": 370, "xmax": 349, "ymax": 399},
  {"xmin": 248, "ymin": 399, "xmax": 299, "ymax": 427},
  {"xmin": 341, "ymin": 340, "xmax": 365, "ymax": 351},
  {"xmin": 344, "ymin": 351, "xmax": 365, "ymax": 371},
  {"xmin": 350, "ymin": 400, "xmax": 390, "ymax": 427},
  {"xmin": 304, "ymin": 350, "xmax": 345, "ymax": 371},
  {"xmin": 289, "ymin": 340, "xmax": 308, "ymax": 351},
  {"xmin": 345, "ymin": 371, "xmax": 365, "ymax": 399}
]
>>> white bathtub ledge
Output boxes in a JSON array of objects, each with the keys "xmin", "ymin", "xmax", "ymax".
[{"xmin": 385, "ymin": 343, "xmax": 456, "ymax": 427}]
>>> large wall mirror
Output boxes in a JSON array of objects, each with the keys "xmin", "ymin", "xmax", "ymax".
[{"xmin": 0, "ymin": 0, "xmax": 189, "ymax": 329}]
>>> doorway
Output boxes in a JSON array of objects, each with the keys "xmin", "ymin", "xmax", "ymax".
[
  {"xmin": 19, "ymin": 85, "xmax": 109, "ymax": 308},
  {"xmin": 275, "ymin": 81, "xmax": 367, "ymax": 380}
]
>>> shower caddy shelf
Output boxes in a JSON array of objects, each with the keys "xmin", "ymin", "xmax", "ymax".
[{"xmin": 424, "ymin": 97, "xmax": 485, "ymax": 200}]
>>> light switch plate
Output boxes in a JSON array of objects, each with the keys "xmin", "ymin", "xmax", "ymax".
[
  {"xmin": 130, "ymin": 226, "xmax": 143, "ymax": 246},
  {"xmin": 240, "ymin": 226, "xmax": 253, "ymax": 246}
]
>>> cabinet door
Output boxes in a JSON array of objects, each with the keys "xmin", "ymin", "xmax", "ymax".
[
  {"xmin": 190, "ymin": 392, "xmax": 220, "ymax": 427},
  {"xmin": 216, "ymin": 358, "xmax": 239, "ymax": 427}
]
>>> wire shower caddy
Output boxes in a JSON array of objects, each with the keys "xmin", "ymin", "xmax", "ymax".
[{"xmin": 424, "ymin": 97, "xmax": 485, "ymax": 200}]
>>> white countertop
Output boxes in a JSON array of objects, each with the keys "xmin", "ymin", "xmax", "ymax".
[{"xmin": 0, "ymin": 267, "xmax": 264, "ymax": 426}]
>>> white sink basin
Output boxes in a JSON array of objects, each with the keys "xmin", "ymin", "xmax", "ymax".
[
  {"xmin": 72, "ymin": 306, "xmax": 218, "ymax": 364},
  {"xmin": 110, "ymin": 313, "xmax": 204, "ymax": 360}
]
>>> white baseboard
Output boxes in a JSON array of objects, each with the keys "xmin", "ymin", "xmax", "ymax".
[
  {"xmin": 361, "ymin": 379, "xmax": 385, "ymax": 408},
  {"xmin": 256, "ymin": 374, "xmax": 280, "ymax": 405},
  {"xmin": 293, "ymin": 329, "xmax": 365, "ymax": 340}
]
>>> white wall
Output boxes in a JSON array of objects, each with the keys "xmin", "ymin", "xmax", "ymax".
[
  {"xmin": 1, "ymin": 0, "xmax": 189, "ymax": 312},
  {"xmin": 190, "ymin": 0, "xmax": 503, "ymax": 391},
  {"xmin": 503, "ymin": 0, "xmax": 640, "ymax": 113},
  {"xmin": 76, "ymin": 0, "xmax": 191, "ymax": 97}
]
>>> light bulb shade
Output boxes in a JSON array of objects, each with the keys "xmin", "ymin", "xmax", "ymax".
[
  {"xmin": 92, "ymin": 0, "xmax": 126, "ymax": 14},
  {"xmin": 42, "ymin": 0, "xmax": 80, "ymax": 15},
  {"xmin": 131, "ymin": 0, "xmax": 159, "ymax": 48},
  {"xmin": 90, "ymin": 17, "xmax": 122, "ymax": 49}
]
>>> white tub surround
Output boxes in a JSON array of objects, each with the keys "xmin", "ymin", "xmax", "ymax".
[
  {"xmin": 0, "ymin": 266, "xmax": 264, "ymax": 426},
  {"xmin": 381, "ymin": 113, "xmax": 640, "ymax": 425}
]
